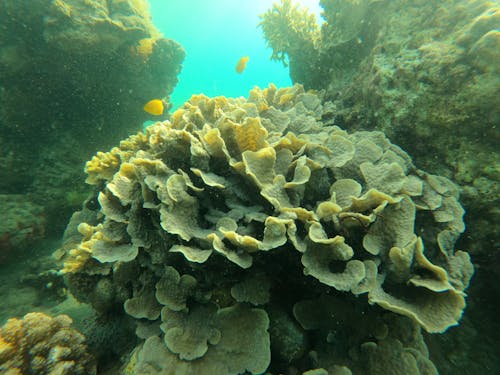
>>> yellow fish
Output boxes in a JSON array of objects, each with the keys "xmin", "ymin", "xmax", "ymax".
[
  {"xmin": 143, "ymin": 99, "xmax": 164, "ymax": 116},
  {"xmin": 235, "ymin": 56, "xmax": 250, "ymax": 73}
]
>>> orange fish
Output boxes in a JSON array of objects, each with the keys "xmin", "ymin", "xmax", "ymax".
[
  {"xmin": 235, "ymin": 56, "xmax": 250, "ymax": 73},
  {"xmin": 143, "ymin": 99, "xmax": 164, "ymax": 115}
]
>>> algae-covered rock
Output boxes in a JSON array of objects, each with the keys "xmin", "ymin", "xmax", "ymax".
[
  {"xmin": 260, "ymin": 0, "xmax": 498, "ymax": 262},
  {"xmin": 57, "ymin": 84, "xmax": 473, "ymax": 374},
  {"xmin": 0, "ymin": 0, "xmax": 184, "ymax": 250},
  {"xmin": 259, "ymin": 0, "xmax": 321, "ymax": 86},
  {"xmin": 260, "ymin": 4, "xmax": 498, "ymax": 370},
  {"xmin": 0, "ymin": 195, "xmax": 46, "ymax": 264}
]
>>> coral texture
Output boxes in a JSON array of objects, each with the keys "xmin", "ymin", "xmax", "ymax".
[
  {"xmin": 259, "ymin": 0, "xmax": 499, "ymax": 260},
  {"xmin": 0, "ymin": 312, "xmax": 96, "ymax": 374},
  {"xmin": 58, "ymin": 84, "xmax": 472, "ymax": 374},
  {"xmin": 260, "ymin": 4, "xmax": 499, "ymax": 370}
]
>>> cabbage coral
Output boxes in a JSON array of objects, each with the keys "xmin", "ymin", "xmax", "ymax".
[{"xmin": 58, "ymin": 84, "xmax": 473, "ymax": 374}]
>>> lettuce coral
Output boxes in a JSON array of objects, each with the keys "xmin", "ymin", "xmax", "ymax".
[
  {"xmin": 58, "ymin": 84, "xmax": 473, "ymax": 374},
  {"xmin": 0, "ymin": 195, "xmax": 46, "ymax": 264}
]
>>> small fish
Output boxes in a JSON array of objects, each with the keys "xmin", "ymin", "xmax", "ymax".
[
  {"xmin": 143, "ymin": 99, "xmax": 164, "ymax": 116},
  {"xmin": 235, "ymin": 56, "xmax": 250, "ymax": 73}
]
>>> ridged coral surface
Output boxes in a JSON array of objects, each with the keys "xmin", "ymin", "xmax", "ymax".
[{"xmin": 58, "ymin": 84, "xmax": 473, "ymax": 374}]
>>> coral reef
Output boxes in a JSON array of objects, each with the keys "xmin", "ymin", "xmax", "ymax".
[
  {"xmin": 0, "ymin": 312, "xmax": 96, "ymax": 374},
  {"xmin": 260, "ymin": 3, "xmax": 499, "ymax": 371},
  {"xmin": 57, "ymin": 84, "xmax": 472, "ymax": 374},
  {"xmin": 0, "ymin": 0, "xmax": 185, "ymax": 258},
  {"xmin": 259, "ymin": 0, "xmax": 321, "ymax": 86},
  {"xmin": 260, "ymin": 0, "xmax": 498, "ymax": 259}
]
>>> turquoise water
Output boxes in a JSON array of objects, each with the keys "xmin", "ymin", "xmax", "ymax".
[{"xmin": 148, "ymin": 0, "xmax": 321, "ymax": 108}]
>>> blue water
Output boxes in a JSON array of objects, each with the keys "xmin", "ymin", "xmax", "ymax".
[{"xmin": 148, "ymin": 0, "xmax": 322, "ymax": 109}]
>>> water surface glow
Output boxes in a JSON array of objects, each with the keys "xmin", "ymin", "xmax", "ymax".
[{"xmin": 149, "ymin": 0, "xmax": 322, "ymax": 108}]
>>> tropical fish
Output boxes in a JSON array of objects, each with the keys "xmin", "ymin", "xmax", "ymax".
[
  {"xmin": 235, "ymin": 56, "xmax": 250, "ymax": 73},
  {"xmin": 143, "ymin": 99, "xmax": 164, "ymax": 115}
]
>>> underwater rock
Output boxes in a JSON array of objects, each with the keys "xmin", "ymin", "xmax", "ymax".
[
  {"xmin": 57, "ymin": 84, "xmax": 473, "ymax": 374},
  {"xmin": 261, "ymin": 4, "xmax": 499, "ymax": 371},
  {"xmin": 260, "ymin": 0, "xmax": 499, "ymax": 262},
  {"xmin": 0, "ymin": 194, "xmax": 46, "ymax": 264},
  {"xmin": 0, "ymin": 0, "xmax": 185, "ymax": 246}
]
